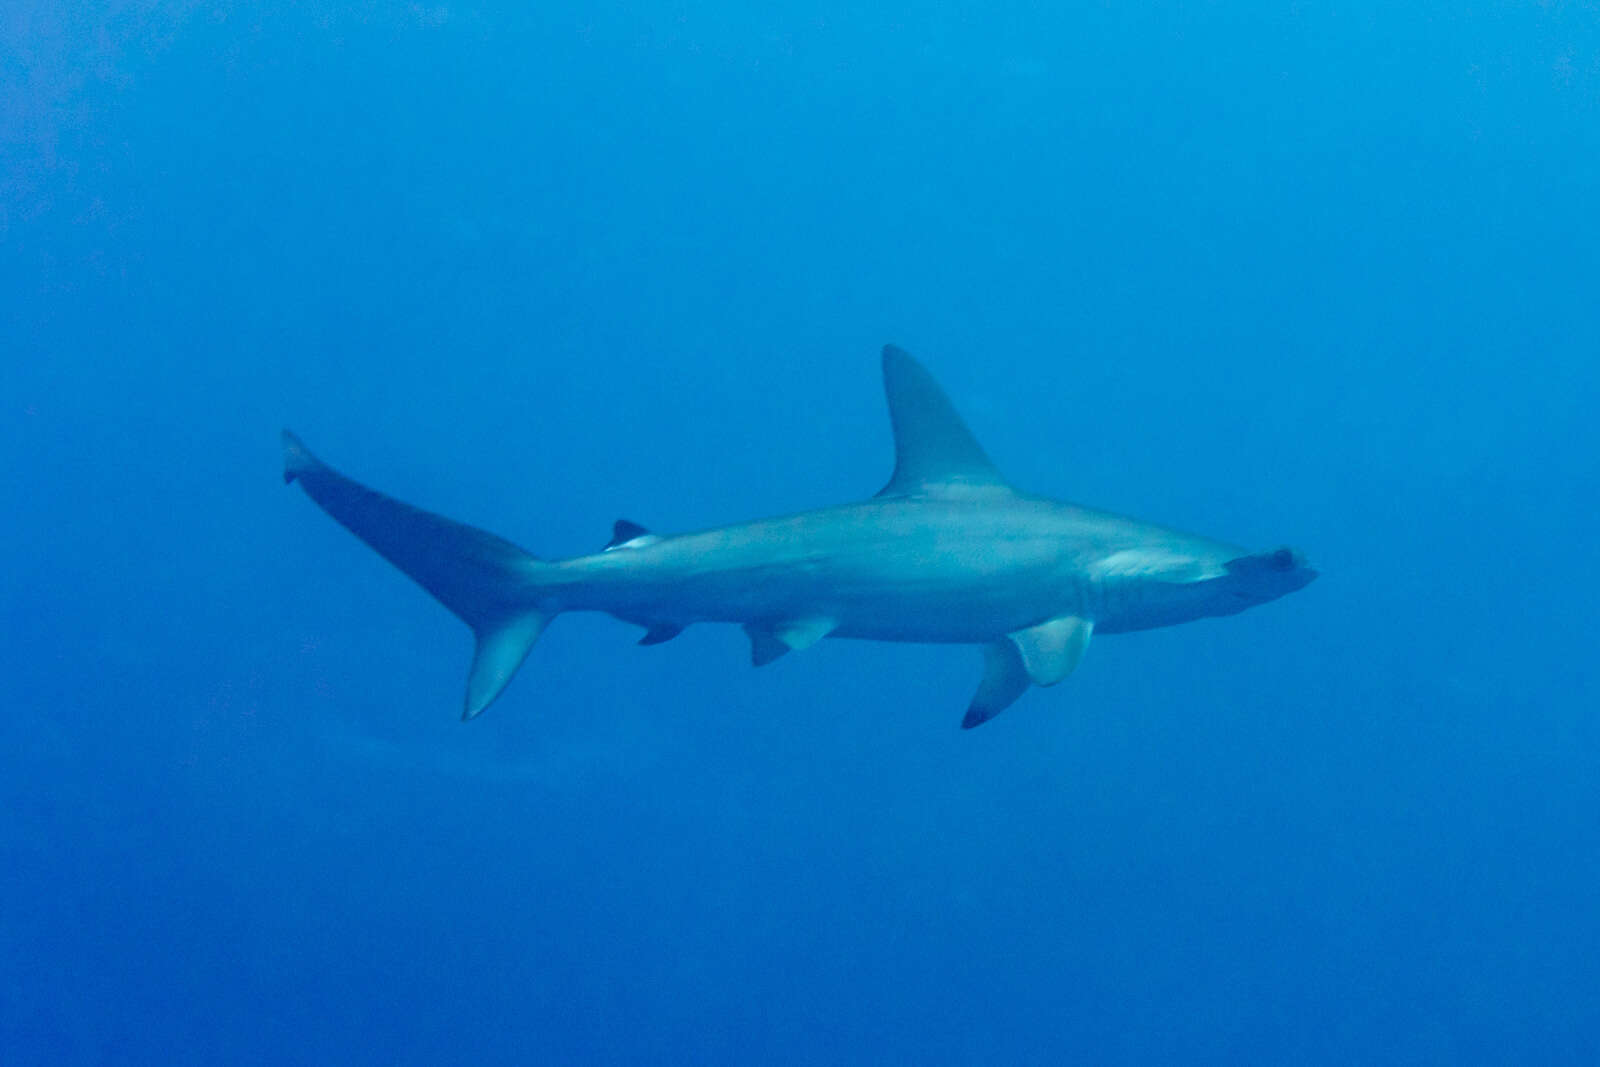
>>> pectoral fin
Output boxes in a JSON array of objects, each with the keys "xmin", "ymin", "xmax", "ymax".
[
  {"xmin": 961, "ymin": 616, "xmax": 1094, "ymax": 730},
  {"xmin": 963, "ymin": 640, "xmax": 1031, "ymax": 729},
  {"xmin": 1008, "ymin": 615, "xmax": 1093, "ymax": 686}
]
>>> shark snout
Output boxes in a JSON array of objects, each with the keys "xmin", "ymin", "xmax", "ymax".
[
  {"xmin": 1223, "ymin": 545, "xmax": 1318, "ymax": 601},
  {"xmin": 1270, "ymin": 546, "xmax": 1317, "ymax": 585}
]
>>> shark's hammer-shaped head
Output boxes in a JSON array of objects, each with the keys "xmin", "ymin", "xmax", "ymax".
[{"xmin": 1217, "ymin": 546, "xmax": 1319, "ymax": 610}]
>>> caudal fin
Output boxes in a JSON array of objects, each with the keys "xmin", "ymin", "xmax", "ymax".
[{"xmin": 282, "ymin": 430, "xmax": 552, "ymax": 719}]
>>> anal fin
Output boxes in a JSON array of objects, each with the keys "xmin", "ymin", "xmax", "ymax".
[{"xmin": 774, "ymin": 616, "xmax": 836, "ymax": 651}]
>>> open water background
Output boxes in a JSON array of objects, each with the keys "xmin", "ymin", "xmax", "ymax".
[{"xmin": 5, "ymin": 3, "xmax": 1597, "ymax": 1062}]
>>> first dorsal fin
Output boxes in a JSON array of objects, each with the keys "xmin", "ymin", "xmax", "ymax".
[{"xmin": 876, "ymin": 345, "xmax": 1011, "ymax": 498}]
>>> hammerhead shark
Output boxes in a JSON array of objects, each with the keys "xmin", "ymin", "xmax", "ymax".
[{"xmin": 283, "ymin": 346, "xmax": 1315, "ymax": 727}]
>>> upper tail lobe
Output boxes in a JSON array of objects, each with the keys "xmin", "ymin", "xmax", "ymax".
[{"xmin": 282, "ymin": 430, "xmax": 553, "ymax": 719}]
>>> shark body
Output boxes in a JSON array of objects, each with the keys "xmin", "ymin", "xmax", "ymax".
[{"xmin": 284, "ymin": 346, "xmax": 1315, "ymax": 727}]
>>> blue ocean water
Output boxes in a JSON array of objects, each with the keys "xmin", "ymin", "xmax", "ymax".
[{"xmin": 5, "ymin": 3, "xmax": 1597, "ymax": 1062}]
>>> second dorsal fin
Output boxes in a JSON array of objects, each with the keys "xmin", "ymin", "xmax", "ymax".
[
  {"xmin": 604, "ymin": 519, "xmax": 659, "ymax": 551},
  {"xmin": 876, "ymin": 346, "xmax": 1011, "ymax": 498}
]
